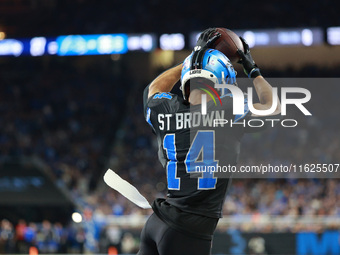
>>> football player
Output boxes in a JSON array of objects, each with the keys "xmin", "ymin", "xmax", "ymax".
[{"xmin": 138, "ymin": 29, "xmax": 281, "ymax": 255}]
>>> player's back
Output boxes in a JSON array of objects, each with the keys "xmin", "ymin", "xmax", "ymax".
[{"xmin": 145, "ymin": 91, "xmax": 247, "ymax": 219}]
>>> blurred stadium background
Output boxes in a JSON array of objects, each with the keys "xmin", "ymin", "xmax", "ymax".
[{"xmin": 0, "ymin": 0, "xmax": 340, "ymax": 254}]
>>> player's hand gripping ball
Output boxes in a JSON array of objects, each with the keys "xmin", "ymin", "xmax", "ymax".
[
  {"xmin": 198, "ymin": 27, "xmax": 244, "ymax": 63},
  {"xmin": 195, "ymin": 28, "xmax": 221, "ymax": 50}
]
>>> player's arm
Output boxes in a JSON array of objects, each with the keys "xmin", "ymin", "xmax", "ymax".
[
  {"xmin": 238, "ymin": 38, "xmax": 281, "ymax": 116},
  {"xmin": 251, "ymin": 75, "xmax": 281, "ymax": 115},
  {"xmin": 147, "ymin": 63, "xmax": 183, "ymax": 98}
]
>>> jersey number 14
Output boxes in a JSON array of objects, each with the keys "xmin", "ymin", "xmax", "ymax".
[{"xmin": 163, "ymin": 131, "xmax": 218, "ymax": 190}]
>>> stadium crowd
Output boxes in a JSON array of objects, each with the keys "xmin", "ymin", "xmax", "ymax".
[
  {"xmin": 0, "ymin": 57, "xmax": 130, "ymax": 195},
  {"xmin": 0, "ymin": 219, "xmax": 85, "ymax": 254},
  {"xmin": 0, "ymin": 56, "xmax": 132, "ymax": 253}
]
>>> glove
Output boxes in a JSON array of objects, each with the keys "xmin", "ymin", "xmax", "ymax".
[
  {"xmin": 237, "ymin": 37, "xmax": 261, "ymax": 78},
  {"xmin": 194, "ymin": 28, "xmax": 221, "ymax": 51}
]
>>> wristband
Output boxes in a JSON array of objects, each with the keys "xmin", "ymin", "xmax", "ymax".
[{"xmin": 248, "ymin": 68, "xmax": 261, "ymax": 79}]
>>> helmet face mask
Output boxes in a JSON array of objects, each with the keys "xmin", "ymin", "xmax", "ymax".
[{"xmin": 180, "ymin": 49, "xmax": 237, "ymax": 100}]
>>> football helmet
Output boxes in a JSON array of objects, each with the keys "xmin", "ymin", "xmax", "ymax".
[{"xmin": 181, "ymin": 48, "xmax": 237, "ymax": 100}]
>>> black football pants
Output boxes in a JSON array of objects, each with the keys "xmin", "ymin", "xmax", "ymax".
[{"xmin": 137, "ymin": 213, "xmax": 212, "ymax": 255}]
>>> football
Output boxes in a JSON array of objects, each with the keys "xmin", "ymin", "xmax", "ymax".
[{"xmin": 211, "ymin": 27, "xmax": 244, "ymax": 63}]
